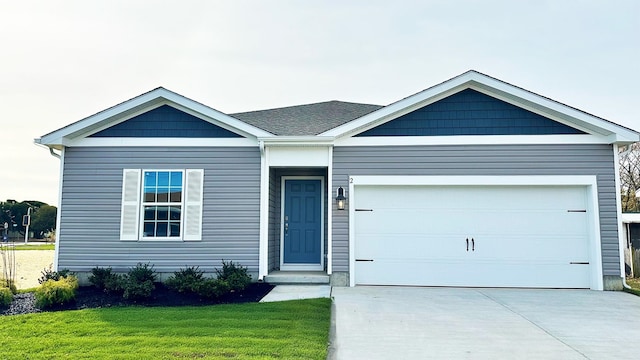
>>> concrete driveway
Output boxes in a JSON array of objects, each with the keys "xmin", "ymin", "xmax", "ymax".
[{"xmin": 329, "ymin": 286, "xmax": 640, "ymax": 360}]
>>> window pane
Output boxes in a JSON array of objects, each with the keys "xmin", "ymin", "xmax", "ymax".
[
  {"xmin": 157, "ymin": 187, "xmax": 169, "ymax": 202},
  {"xmin": 144, "ymin": 206, "xmax": 156, "ymax": 221},
  {"xmin": 157, "ymin": 206, "xmax": 168, "ymax": 220},
  {"xmin": 170, "ymin": 206, "xmax": 181, "ymax": 220},
  {"xmin": 170, "ymin": 172, "xmax": 183, "ymax": 187},
  {"xmin": 170, "ymin": 189, "xmax": 182, "ymax": 202},
  {"xmin": 140, "ymin": 171, "xmax": 185, "ymax": 239},
  {"xmin": 158, "ymin": 172, "xmax": 170, "ymax": 187},
  {"xmin": 144, "ymin": 172, "xmax": 156, "ymax": 187},
  {"xmin": 170, "ymin": 222, "xmax": 180, "ymax": 237},
  {"xmin": 156, "ymin": 223, "xmax": 168, "ymax": 237},
  {"xmin": 144, "ymin": 189, "xmax": 156, "ymax": 203},
  {"xmin": 143, "ymin": 222, "xmax": 155, "ymax": 237}
]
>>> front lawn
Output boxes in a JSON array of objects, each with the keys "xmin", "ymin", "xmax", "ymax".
[
  {"xmin": 626, "ymin": 277, "xmax": 640, "ymax": 296},
  {"xmin": 11, "ymin": 244, "xmax": 55, "ymax": 250},
  {"xmin": 0, "ymin": 298, "xmax": 331, "ymax": 359}
]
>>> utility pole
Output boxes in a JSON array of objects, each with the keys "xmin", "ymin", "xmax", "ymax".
[{"xmin": 23, "ymin": 207, "xmax": 31, "ymax": 244}]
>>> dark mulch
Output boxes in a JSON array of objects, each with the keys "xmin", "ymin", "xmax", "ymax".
[{"xmin": 1, "ymin": 282, "xmax": 275, "ymax": 316}]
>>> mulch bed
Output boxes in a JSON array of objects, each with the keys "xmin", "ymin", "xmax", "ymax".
[{"xmin": 1, "ymin": 282, "xmax": 275, "ymax": 316}]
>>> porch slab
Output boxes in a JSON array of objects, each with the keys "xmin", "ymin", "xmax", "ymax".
[
  {"xmin": 264, "ymin": 271, "xmax": 330, "ymax": 284},
  {"xmin": 260, "ymin": 285, "xmax": 331, "ymax": 302}
]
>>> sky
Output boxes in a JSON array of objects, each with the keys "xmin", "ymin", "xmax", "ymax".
[{"xmin": 0, "ymin": 1, "xmax": 638, "ymax": 206}]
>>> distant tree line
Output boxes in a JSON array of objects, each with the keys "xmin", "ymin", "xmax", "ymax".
[{"xmin": 0, "ymin": 200, "xmax": 57, "ymax": 240}]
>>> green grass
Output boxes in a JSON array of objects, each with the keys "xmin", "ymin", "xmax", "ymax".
[
  {"xmin": 0, "ymin": 298, "xmax": 331, "ymax": 359},
  {"xmin": 11, "ymin": 244, "xmax": 55, "ymax": 250},
  {"xmin": 625, "ymin": 277, "xmax": 640, "ymax": 296}
]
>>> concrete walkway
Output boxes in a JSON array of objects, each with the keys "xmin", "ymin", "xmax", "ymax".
[
  {"xmin": 259, "ymin": 285, "xmax": 331, "ymax": 302},
  {"xmin": 329, "ymin": 286, "xmax": 640, "ymax": 360}
]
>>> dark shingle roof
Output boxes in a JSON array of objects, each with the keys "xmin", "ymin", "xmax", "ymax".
[{"xmin": 230, "ymin": 100, "xmax": 383, "ymax": 136}]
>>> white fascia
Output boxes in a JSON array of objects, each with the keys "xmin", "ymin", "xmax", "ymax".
[
  {"xmin": 38, "ymin": 87, "xmax": 274, "ymax": 147},
  {"xmin": 62, "ymin": 137, "xmax": 258, "ymax": 147},
  {"xmin": 259, "ymin": 136, "xmax": 335, "ymax": 147},
  {"xmin": 321, "ymin": 71, "xmax": 639, "ymax": 144},
  {"xmin": 334, "ymin": 134, "xmax": 609, "ymax": 147}
]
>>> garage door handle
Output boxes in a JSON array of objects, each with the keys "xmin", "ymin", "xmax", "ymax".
[
  {"xmin": 570, "ymin": 262, "xmax": 589, "ymax": 265},
  {"xmin": 356, "ymin": 259, "xmax": 374, "ymax": 262},
  {"xmin": 466, "ymin": 238, "xmax": 469, "ymax": 251}
]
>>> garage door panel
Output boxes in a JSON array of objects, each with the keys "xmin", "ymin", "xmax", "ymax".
[{"xmin": 354, "ymin": 185, "xmax": 591, "ymax": 288}]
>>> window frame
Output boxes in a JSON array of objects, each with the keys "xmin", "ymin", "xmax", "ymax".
[
  {"xmin": 120, "ymin": 168, "xmax": 203, "ymax": 242},
  {"xmin": 139, "ymin": 169, "xmax": 186, "ymax": 241}
]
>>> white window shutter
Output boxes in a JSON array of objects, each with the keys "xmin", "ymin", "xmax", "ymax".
[
  {"xmin": 120, "ymin": 169, "xmax": 141, "ymax": 241},
  {"xmin": 183, "ymin": 169, "xmax": 204, "ymax": 241}
]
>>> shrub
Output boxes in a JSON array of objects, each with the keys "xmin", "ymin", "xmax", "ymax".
[
  {"xmin": 215, "ymin": 260, "xmax": 251, "ymax": 292},
  {"xmin": 38, "ymin": 265, "xmax": 73, "ymax": 284},
  {"xmin": 104, "ymin": 273, "xmax": 127, "ymax": 294},
  {"xmin": 123, "ymin": 279, "xmax": 155, "ymax": 300},
  {"xmin": 88, "ymin": 267, "xmax": 115, "ymax": 290},
  {"xmin": 165, "ymin": 266, "xmax": 205, "ymax": 294},
  {"xmin": 0, "ymin": 277, "xmax": 17, "ymax": 294},
  {"xmin": 0, "ymin": 287, "xmax": 13, "ymax": 307},
  {"xmin": 196, "ymin": 278, "xmax": 231, "ymax": 299},
  {"xmin": 35, "ymin": 276, "xmax": 79, "ymax": 308},
  {"xmin": 123, "ymin": 263, "xmax": 157, "ymax": 300}
]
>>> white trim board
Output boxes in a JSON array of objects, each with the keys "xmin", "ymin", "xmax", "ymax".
[
  {"xmin": 63, "ymin": 137, "xmax": 258, "ymax": 147},
  {"xmin": 37, "ymin": 87, "xmax": 274, "ymax": 147},
  {"xmin": 334, "ymin": 134, "xmax": 611, "ymax": 147},
  {"xmin": 347, "ymin": 175, "xmax": 603, "ymax": 290},
  {"xmin": 321, "ymin": 71, "xmax": 639, "ymax": 143}
]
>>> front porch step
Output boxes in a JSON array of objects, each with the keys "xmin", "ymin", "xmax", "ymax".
[{"xmin": 264, "ymin": 271, "xmax": 330, "ymax": 285}]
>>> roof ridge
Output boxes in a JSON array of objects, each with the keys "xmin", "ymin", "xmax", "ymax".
[{"xmin": 230, "ymin": 99, "xmax": 382, "ymax": 115}]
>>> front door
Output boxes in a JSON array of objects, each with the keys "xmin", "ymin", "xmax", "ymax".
[{"xmin": 282, "ymin": 178, "xmax": 323, "ymax": 270}]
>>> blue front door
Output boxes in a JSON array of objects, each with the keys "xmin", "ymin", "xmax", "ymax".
[{"xmin": 283, "ymin": 179, "xmax": 322, "ymax": 264}]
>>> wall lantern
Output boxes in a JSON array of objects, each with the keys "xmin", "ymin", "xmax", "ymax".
[{"xmin": 336, "ymin": 187, "xmax": 346, "ymax": 210}]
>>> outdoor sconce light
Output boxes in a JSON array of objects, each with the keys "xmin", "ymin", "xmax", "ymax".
[{"xmin": 336, "ymin": 187, "xmax": 346, "ymax": 210}]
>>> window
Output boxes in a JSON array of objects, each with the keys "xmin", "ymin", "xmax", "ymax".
[
  {"xmin": 120, "ymin": 169, "xmax": 203, "ymax": 241},
  {"xmin": 142, "ymin": 171, "xmax": 183, "ymax": 238}
]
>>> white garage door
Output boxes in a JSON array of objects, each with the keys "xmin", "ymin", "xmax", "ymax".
[{"xmin": 354, "ymin": 185, "xmax": 592, "ymax": 288}]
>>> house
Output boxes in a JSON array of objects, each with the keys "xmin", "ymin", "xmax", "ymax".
[
  {"xmin": 621, "ymin": 213, "xmax": 640, "ymax": 277},
  {"xmin": 36, "ymin": 70, "xmax": 639, "ymax": 290}
]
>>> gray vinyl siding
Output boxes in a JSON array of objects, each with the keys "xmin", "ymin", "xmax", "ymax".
[
  {"xmin": 332, "ymin": 144, "xmax": 619, "ymax": 276},
  {"xmin": 58, "ymin": 146, "xmax": 261, "ymax": 275}
]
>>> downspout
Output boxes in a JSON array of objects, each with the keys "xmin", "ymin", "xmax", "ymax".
[
  {"xmin": 35, "ymin": 142, "xmax": 63, "ymax": 271},
  {"xmin": 49, "ymin": 147, "xmax": 61, "ymax": 159}
]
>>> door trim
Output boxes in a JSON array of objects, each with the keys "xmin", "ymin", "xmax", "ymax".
[
  {"xmin": 280, "ymin": 176, "xmax": 325, "ymax": 271},
  {"xmin": 348, "ymin": 175, "xmax": 603, "ymax": 290}
]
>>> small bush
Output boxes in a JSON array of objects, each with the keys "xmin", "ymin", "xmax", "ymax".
[
  {"xmin": 0, "ymin": 287, "xmax": 13, "ymax": 307},
  {"xmin": 88, "ymin": 267, "xmax": 114, "ymax": 290},
  {"xmin": 215, "ymin": 260, "xmax": 251, "ymax": 292},
  {"xmin": 123, "ymin": 279, "xmax": 155, "ymax": 300},
  {"xmin": 166, "ymin": 266, "xmax": 205, "ymax": 294},
  {"xmin": 35, "ymin": 276, "xmax": 79, "ymax": 308},
  {"xmin": 104, "ymin": 273, "xmax": 127, "ymax": 294},
  {"xmin": 196, "ymin": 278, "xmax": 231, "ymax": 299},
  {"xmin": 122, "ymin": 263, "xmax": 157, "ymax": 300},
  {"xmin": 127, "ymin": 263, "xmax": 157, "ymax": 283},
  {"xmin": 38, "ymin": 265, "xmax": 73, "ymax": 284},
  {"xmin": 0, "ymin": 277, "xmax": 17, "ymax": 294}
]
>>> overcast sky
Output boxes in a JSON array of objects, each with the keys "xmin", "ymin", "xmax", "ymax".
[{"xmin": 0, "ymin": 1, "xmax": 638, "ymax": 206}]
